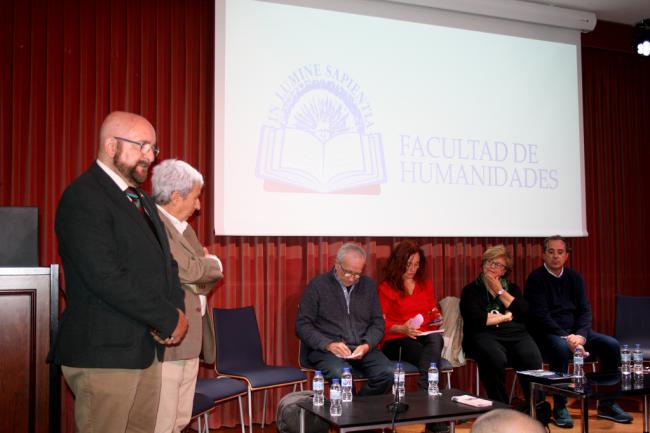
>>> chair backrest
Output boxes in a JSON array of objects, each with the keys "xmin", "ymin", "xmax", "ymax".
[
  {"xmin": 614, "ymin": 294, "xmax": 650, "ymax": 359},
  {"xmin": 298, "ymin": 339, "xmax": 313, "ymax": 371},
  {"xmin": 213, "ymin": 306, "xmax": 266, "ymax": 372}
]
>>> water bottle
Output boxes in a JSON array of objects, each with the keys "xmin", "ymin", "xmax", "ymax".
[
  {"xmin": 395, "ymin": 362, "xmax": 405, "ymax": 400},
  {"xmin": 312, "ymin": 370, "xmax": 324, "ymax": 406},
  {"xmin": 633, "ymin": 373, "xmax": 644, "ymax": 390},
  {"xmin": 633, "ymin": 344, "xmax": 644, "ymax": 375},
  {"xmin": 572, "ymin": 374, "xmax": 585, "ymax": 392},
  {"xmin": 329, "ymin": 378, "xmax": 342, "ymax": 416},
  {"xmin": 341, "ymin": 367, "xmax": 353, "ymax": 402},
  {"xmin": 428, "ymin": 362, "xmax": 441, "ymax": 396},
  {"xmin": 573, "ymin": 348, "xmax": 584, "ymax": 378},
  {"xmin": 621, "ymin": 344, "xmax": 632, "ymax": 375},
  {"xmin": 392, "ymin": 363, "xmax": 398, "ymax": 397},
  {"xmin": 622, "ymin": 373, "xmax": 632, "ymax": 390}
]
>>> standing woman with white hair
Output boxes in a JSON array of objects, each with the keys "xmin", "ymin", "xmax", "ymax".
[{"xmin": 151, "ymin": 159, "xmax": 224, "ymax": 433}]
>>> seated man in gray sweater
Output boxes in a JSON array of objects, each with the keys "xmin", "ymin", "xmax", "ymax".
[{"xmin": 296, "ymin": 242, "xmax": 394, "ymax": 396}]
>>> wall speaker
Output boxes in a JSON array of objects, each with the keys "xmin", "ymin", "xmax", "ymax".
[{"xmin": 0, "ymin": 207, "xmax": 39, "ymax": 266}]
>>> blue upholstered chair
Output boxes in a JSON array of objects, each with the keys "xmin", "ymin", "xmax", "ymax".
[
  {"xmin": 187, "ymin": 392, "xmax": 215, "ymax": 433},
  {"xmin": 191, "ymin": 377, "xmax": 248, "ymax": 433},
  {"xmin": 213, "ymin": 306, "xmax": 307, "ymax": 433}
]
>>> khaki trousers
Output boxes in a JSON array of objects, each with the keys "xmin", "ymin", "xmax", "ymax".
[
  {"xmin": 62, "ymin": 357, "xmax": 162, "ymax": 433},
  {"xmin": 154, "ymin": 358, "xmax": 200, "ymax": 433}
]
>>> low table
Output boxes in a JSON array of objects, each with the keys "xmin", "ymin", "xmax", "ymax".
[
  {"xmin": 526, "ymin": 372, "xmax": 649, "ymax": 433},
  {"xmin": 297, "ymin": 388, "xmax": 507, "ymax": 433}
]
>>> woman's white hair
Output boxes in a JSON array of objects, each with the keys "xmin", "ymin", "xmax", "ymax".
[{"xmin": 152, "ymin": 159, "xmax": 204, "ymax": 205}]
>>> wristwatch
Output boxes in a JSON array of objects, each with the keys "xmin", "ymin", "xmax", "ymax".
[{"xmin": 496, "ymin": 289, "xmax": 505, "ymax": 296}]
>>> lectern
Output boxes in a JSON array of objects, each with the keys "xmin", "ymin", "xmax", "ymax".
[{"xmin": 0, "ymin": 265, "xmax": 59, "ymax": 433}]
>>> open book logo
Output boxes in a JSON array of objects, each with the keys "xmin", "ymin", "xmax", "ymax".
[{"xmin": 257, "ymin": 65, "xmax": 386, "ymax": 194}]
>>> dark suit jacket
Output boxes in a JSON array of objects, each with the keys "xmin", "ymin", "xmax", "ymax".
[{"xmin": 49, "ymin": 162, "xmax": 184, "ymax": 368}]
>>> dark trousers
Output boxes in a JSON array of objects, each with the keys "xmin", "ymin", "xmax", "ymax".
[
  {"xmin": 382, "ymin": 333, "xmax": 444, "ymax": 389},
  {"xmin": 307, "ymin": 347, "xmax": 394, "ymax": 396},
  {"xmin": 465, "ymin": 332, "xmax": 543, "ymax": 404},
  {"xmin": 536, "ymin": 330, "xmax": 620, "ymax": 408}
]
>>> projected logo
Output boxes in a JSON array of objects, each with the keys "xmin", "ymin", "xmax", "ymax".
[{"xmin": 256, "ymin": 64, "xmax": 386, "ymax": 194}]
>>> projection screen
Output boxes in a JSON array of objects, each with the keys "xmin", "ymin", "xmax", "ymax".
[{"xmin": 214, "ymin": 0, "xmax": 587, "ymax": 237}]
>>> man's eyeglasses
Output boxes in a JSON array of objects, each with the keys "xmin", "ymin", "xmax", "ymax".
[
  {"xmin": 487, "ymin": 260, "xmax": 507, "ymax": 270},
  {"xmin": 114, "ymin": 136, "xmax": 160, "ymax": 156},
  {"xmin": 338, "ymin": 263, "xmax": 363, "ymax": 279}
]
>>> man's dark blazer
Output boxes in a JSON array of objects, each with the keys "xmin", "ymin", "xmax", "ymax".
[{"xmin": 49, "ymin": 162, "xmax": 184, "ymax": 368}]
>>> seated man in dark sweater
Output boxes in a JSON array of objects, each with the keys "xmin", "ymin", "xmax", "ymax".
[
  {"xmin": 296, "ymin": 242, "xmax": 393, "ymax": 396},
  {"xmin": 524, "ymin": 235, "xmax": 632, "ymax": 428}
]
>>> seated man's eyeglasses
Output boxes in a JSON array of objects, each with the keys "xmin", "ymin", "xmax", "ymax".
[
  {"xmin": 338, "ymin": 264, "xmax": 363, "ymax": 279},
  {"xmin": 114, "ymin": 136, "xmax": 160, "ymax": 156}
]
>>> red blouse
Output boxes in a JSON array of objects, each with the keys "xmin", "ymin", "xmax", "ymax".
[{"xmin": 378, "ymin": 279, "xmax": 443, "ymax": 345}]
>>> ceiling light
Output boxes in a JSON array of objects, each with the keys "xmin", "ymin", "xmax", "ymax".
[{"xmin": 635, "ymin": 19, "xmax": 650, "ymax": 57}]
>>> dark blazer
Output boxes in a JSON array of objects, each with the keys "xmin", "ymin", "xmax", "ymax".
[{"xmin": 49, "ymin": 162, "xmax": 184, "ymax": 368}]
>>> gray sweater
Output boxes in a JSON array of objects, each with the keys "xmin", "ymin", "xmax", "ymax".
[{"xmin": 296, "ymin": 269, "xmax": 385, "ymax": 352}]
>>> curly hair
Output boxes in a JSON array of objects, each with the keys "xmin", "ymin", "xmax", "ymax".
[{"xmin": 382, "ymin": 240, "xmax": 426, "ymax": 296}]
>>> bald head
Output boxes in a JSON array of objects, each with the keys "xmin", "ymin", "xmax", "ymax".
[
  {"xmin": 98, "ymin": 111, "xmax": 155, "ymax": 158},
  {"xmin": 471, "ymin": 409, "xmax": 545, "ymax": 433},
  {"xmin": 97, "ymin": 111, "xmax": 157, "ymax": 186}
]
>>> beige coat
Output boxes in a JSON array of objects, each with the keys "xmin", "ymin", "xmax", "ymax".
[
  {"xmin": 159, "ymin": 211, "xmax": 223, "ymax": 364},
  {"xmin": 439, "ymin": 296, "xmax": 466, "ymax": 367}
]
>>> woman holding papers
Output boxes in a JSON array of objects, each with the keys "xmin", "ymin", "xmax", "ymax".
[
  {"xmin": 378, "ymin": 240, "xmax": 444, "ymax": 390},
  {"xmin": 459, "ymin": 245, "xmax": 542, "ymax": 406}
]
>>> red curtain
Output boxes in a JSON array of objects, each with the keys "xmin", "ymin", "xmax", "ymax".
[{"xmin": 2, "ymin": 2, "xmax": 650, "ymax": 431}]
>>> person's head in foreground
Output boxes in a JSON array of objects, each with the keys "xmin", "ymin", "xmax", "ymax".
[{"xmin": 470, "ymin": 408, "xmax": 545, "ymax": 433}]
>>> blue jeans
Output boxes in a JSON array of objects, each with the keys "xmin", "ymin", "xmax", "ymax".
[
  {"xmin": 537, "ymin": 330, "xmax": 620, "ymax": 408},
  {"xmin": 307, "ymin": 347, "xmax": 394, "ymax": 396}
]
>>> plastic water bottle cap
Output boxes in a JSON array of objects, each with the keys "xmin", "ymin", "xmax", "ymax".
[
  {"xmin": 430, "ymin": 362, "xmax": 437, "ymax": 367},
  {"xmin": 315, "ymin": 370, "xmax": 321, "ymax": 374}
]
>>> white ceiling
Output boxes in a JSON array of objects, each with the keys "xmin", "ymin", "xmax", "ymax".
[{"xmin": 526, "ymin": 0, "xmax": 650, "ymax": 25}]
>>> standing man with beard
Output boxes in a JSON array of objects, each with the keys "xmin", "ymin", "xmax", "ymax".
[{"xmin": 49, "ymin": 111, "xmax": 188, "ymax": 433}]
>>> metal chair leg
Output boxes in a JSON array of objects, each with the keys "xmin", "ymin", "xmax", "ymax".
[
  {"xmin": 248, "ymin": 388, "xmax": 253, "ymax": 433},
  {"xmin": 508, "ymin": 371, "xmax": 518, "ymax": 404},
  {"xmin": 261, "ymin": 389, "xmax": 268, "ymax": 428},
  {"xmin": 198, "ymin": 413, "xmax": 209, "ymax": 433},
  {"xmin": 238, "ymin": 395, "xmax": 246, "ymax": 433},
  {"xmin": 445, "ymin": 371, "xmax": 452, "ymax": 389}
]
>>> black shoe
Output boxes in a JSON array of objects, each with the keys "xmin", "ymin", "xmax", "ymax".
[{"xmin": 597, "ymin": 402, "xmax": 633, "ymax": 423}]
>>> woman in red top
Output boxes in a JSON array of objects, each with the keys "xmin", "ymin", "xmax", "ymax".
[{"xmin": 378, "ymin": 240, "xmax": 444, "ymax": 390}]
